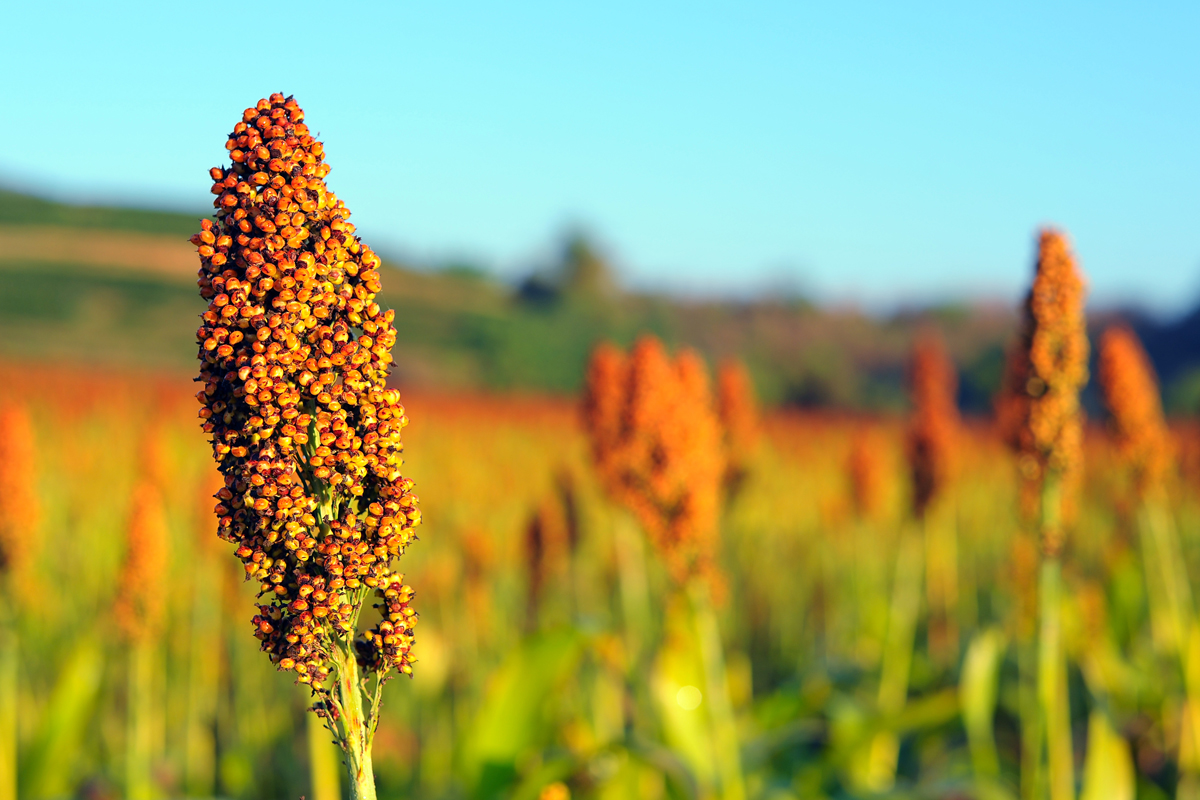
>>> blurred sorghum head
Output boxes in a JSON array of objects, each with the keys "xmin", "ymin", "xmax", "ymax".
[
  {"xmin": 114, "ymin": 482, "xmax": 169, "ymax": 642},
  {"xmin": 716, "ymin": 358, "xmax": 760, "ymax": 494},
  {"xmin": 997, "ymin": 229, "xmax": 1088, "ymax": 552},
  {"xmin": 999, "ymin": 229, "xmax": 1089, "ymax": 475},
  {"xmin": 0, "ymin": 403, "xmax": 39, "ymax": 578},
  {"xmin": 847, "ymin": 426, "xmax": 888, "ymax": 524},
  {"xmin": 581, "ymin": 336, "xmax": 724, "ymax": 584},
  {"xmin": 1098, "ymin": 324, "xmax": 1173, "ymax": 494},
  {"xmin": 906, "ymin": 332, "xmax": 959, "ymax": 518},
  {"xmin": 193, "ymin": 94, "xmax": 421, "ymax": 691}
]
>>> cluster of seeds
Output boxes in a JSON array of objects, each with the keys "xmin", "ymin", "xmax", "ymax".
[
  {"xmin": 715, "ymin": 359, "xmax": 760, "ymax": 494},
  {"xmin": 0, "ymin": 404, "xmax": 38, "ymax": 578},
  {"xmin": 114, "ymin": 482, "xmax": 169, "ymax": 642},
  {"xmin": 847, "ymin": 427, "xmax": 889, "ymax": 524},
  {"xmin": 582, "ymin": 336, "xmax": 723, "ymax": 583},
  {"xmin": 998, "ymin": 228, "xmax": 1088, "ymax": 552},
  {"xmin": 193, "ymin": 94, "xmax": 420, "ymax": 692},
  {"xmin": 906, "ymin": 333, "xmax": 960, "ymax": 518},
  {"xmin": 1097, "ymin": 325, "xmax": 1174, "ymax": 495}
]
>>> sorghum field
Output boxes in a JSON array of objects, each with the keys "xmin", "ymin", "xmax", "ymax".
[
  {"xmin": 3, "ymin": 319, "xmax": 1200, "ymax": 799},
  {"xmin": 0, "ymin": 95, "xmax": 1194, "ymax": 800}
]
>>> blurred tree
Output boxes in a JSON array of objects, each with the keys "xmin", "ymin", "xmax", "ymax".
[
  {"xmin": 517, "ymin": 232, "xmax": 620, "ymax": 308},
  {"xmin": 559, "ymin": 233, "xmax": 618, "ymax": 302}
]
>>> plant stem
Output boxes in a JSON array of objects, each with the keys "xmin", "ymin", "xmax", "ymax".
[
  {"xmin": 866, "ymin": 527, "xmax": 924, "ymax": 791},
  {"xmin": 184, "ymin": 555, "xmax": 219, "ymax": 797},
  {"xmin": 334, "ymin": 645, "xmax": 377, "ymax": 800},
  {"xmin": 688, "ymin": 579, "xmax": 746, "ymax": 800},
  {"xmin": 0, "ymin": 598, "xmax": 15, "ymax": 800},
  {"xmin": 1038, "ymin": 473, "xmax": 1073, "ymax": 800},
  {"xmin": 126, "ymin": 638, "xmax": 155, "ymax": 800},
  {"xmin": 1038, "ymin": 557, "xmax": 1073, "ymax": 800},
  {"xmin": 925, "ymin": 502, "xmax": 959, "ymax": 665},
  {"xmin": 308, "ymin": 705, "xmax": 343, "ymax": 800},
  {"xmin": 1142, "ymin": 495, "xmax": 1200, "ymax": 786},
  {"xmin": 614, "ymin": 516, "xmax": 651, "ymax": 664},
  {"xmin": 1019, "ymin": 636, "xmax": 1043, "ymax": 800}
]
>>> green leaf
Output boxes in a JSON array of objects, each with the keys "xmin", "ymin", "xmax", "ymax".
[
  {"xmin": 19, "ymin": 639, "xmax": 105, "ymax": 799},
  {"xmin": 961, "ymin": 628, "xmax": 1006, "ymax": 779},
  {"xmin": 1081, "ymin": 711, "xmax": 1134, "ymax": 800},
  {"xmin": 460, "ymin": 630, "xmax": 584, "ymax": 800}
]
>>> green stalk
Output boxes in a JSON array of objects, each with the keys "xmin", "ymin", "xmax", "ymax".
[
  {"xmin": 955, "ymin": 499, "xmax": 979, "ymax": 643},
  {"xmin": 1182, "ymin": 625, "xmax": 1200, "ymax": 798},
  {"xmin": 866, "ymin": 527, "xmax": 924, "ymax": 791},
  {"xmin": 126, "ymin": 638, "xmax": 155, "ymax": 800},
  {"xmin": 961, "ymin": 629, "xmax": 1005, "ymax": 782},
  {"xmin": 1019, "ymin": 636, "xmax": 1043, "ymax": 800},
  {"xmin": 614, "ymin": 516, "xmax": 652, "ymax": 665},
  {"xmin": 0, "ymin": 598, "xmax": 15, "ymax": 800},
  {"xmin": 330, "ymin": 642, "xmax": 377, "ymax": 800},
  {"xmin": 184, "ymin": 555, "xmax": 219, "ymax": 797},
  {"xmin": 1141, "ymin": 498, "xmax": 1194, "ymax": 656},
  {"xmin": 1142, "ymin": 495, "xmax": 1200, "ymax": 785},
  {"xmin": 688, "ymin": 578, "xmax": 746, "ymax": 800},
  {"xmin": 1037, "ymin": 557, "xmax": 1072, "ymax": 800},
  {"xmin": 925, "ymin": 502, "xmax": 960, "ymax": 665},
  {"xmin": 1038, "ymin": 474, "xmax": 1073, "ymax": 800},
  {"xmin": 308, "ymin": 706, "xmax": 343, "ymax": 800}
]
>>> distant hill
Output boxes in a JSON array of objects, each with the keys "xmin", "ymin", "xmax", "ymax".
[
  {"xmin": 1, "ymin": 188, "xmax": 1197, "ymax": 416},
  {"xmin": 0, "ymin": 189, "xmax": 201, "ymax": 237}
]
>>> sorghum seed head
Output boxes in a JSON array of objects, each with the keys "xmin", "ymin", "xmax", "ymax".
[
  {"xmin": 0, "ymin": 403, "xmax": 39, "ymax": 577},
  {"xmin": 906, "ymin": 331, "xmax": 960, "ymax": 518},
  {"xmin": 716, "ymin": 358, "xmax": 759, "ymax": 495},
  {"xmin": 114, "ymin": 481, "xmax": 169, "ymax": 642},
  {"xmin": 581, "ymin": 336, "xmax": 724, "ymax": 584},
  {"xmin": 1097, "ymin": 324, "xmax": 1173, "ymax": 494},
  {"xmin": 997, "ymin": 228, "xmax": 1089, "ymax": 553},
  {"xmin": 195, "ymin": 94, "xmax": 421, "ymax": 691},
  {"xmin": 847, "ymin": 426, "xmax": 887, "ymax": 523}
]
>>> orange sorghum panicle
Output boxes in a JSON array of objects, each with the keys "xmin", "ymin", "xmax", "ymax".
[
  {"xmin": 906, "ymin": 332, "xmax": 960, "ymax": 518},
  {"xmin": 1097, "ymin": 324, "xmax": 1173, "ymax": 494},
  {"xmin": 0, "ymin": 404, "xmax": 39, "ymax": 578},
  {"xmin": 192, "ymin": 94, "xmax": 421, "ymax": 689},
  {"xmin": 716, "ymin": 358, "xmax": 760, "ymax": 492},
  {"xmin": 581, "ymin": 342, "xmax": 628, "ymax": 495},
  {"xmin": 663, "ymin": 348, "xmax": 724, "ymax": 579},
  {"xmin": 847, "ymin": 426, "xmax": 887, "ymax": 523},
  {"xmin": 524, "ymin": 491, "xmax": 571, "ymax": 621},
  {"xmin": 998, "ymin": 228, "xmax": 1089, "ymax": 552},
  {"xmin": 114, "ymin": 482, "xmax": 170, "ymax": 642},
  {"xmin": 581, "ymin": 336, "xmax": 724, "ymax": 583}
]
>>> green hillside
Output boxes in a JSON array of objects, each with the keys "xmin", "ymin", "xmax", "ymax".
[
  {"xmin": 0, "ymin": 189, "xmax": 1022, "ymax": 410},
  {"xmin": 0, "ymin": 189, "xmax": 201, "ymax": 237}
]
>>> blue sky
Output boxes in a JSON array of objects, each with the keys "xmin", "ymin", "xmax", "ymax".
[{"xmin": 2, "ymin": 1, "xmax": 1198, "ymax": 312}]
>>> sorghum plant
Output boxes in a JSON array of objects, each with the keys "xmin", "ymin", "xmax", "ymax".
[
  {"xmin": 999, "ymin": 230, "xmax": 1088, "ymax": 555},
  {"xmin": 193, "ymin": 93, "xmax": 421, "ymax": 799},
  {"xmin": 0, "ymin": 404, "xmax": 38, "ymax": 582},
  {"xmin": 906, "ymin": 332, "xmax": 959, "ymax": 520},
  {"xmin": 523, "ymin": 486, "xmax": 574, "ymax": 633},
  {"xmin": 1000, "ymin": 228, "xmax": 1088, "ymax": 800},
  {"xmin": 0, "ymin": 404, "xmax": 37, "ymax": 800},
  {"xmin": 846, "ymin": 427, "xmax": 888, "ymax": 524},
  {"xmin": 864, "ymin": 336, "xmax": 962, "ymax": 790},
  {"xmin": 715, "ymin": 358, "xmax": 760, "ymax": 500},
  {"xmin": 582, "ymin": 337, "xmax": 743, "ymax": 800},
  {"xmin": 115, "ymin": 480, "xmax": 169, "ymax": 800},
  {"xmin": 906, "ymin": 332, "xmax": 961, "ymax": 664},
  {"xmin": 582, "ymin": 336, "xmax": 723, "ymax": 584},
  {"xmin": 1098, "ymin": 325, "xmax": 1200, "ymax": 791},
  {"xmin": 1097, "ymin": 325, "xmax": 1173, "ymax": 496}
]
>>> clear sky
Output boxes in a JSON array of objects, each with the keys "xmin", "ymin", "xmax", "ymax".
[{"xmin": 2, "ymin": 1, "xmax": 1198, "ymax": 312}]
